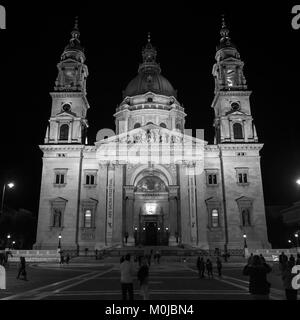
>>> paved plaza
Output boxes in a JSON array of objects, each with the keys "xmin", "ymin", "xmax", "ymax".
[{"xmin": 0, "ymin": 255, "xmax": 298, "ymax": 300}]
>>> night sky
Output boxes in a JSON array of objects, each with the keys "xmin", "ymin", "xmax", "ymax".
[{"xmin": 0, "ymin": 2, "xmax": 300, "ymax": 216}]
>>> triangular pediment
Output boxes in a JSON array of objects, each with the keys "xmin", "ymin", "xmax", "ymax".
[
  {"xmin": 56, "ymin": 110, "xmax": 77, "ymax": 117},
  {"xmin": 236, "ymin": 196, "xmax": 253, "ymax": 203},
  {"xmin": 225, "ymin": 109, "xmax": 249, "ymax": 116},
  {"xmin": 95, "ymin": 123, "xmax": 206, "ymax": 146},
  {"xmin": 50, "ymin": 197, "xmax": 68, "ymax": 204},
  {"xmin": 205, "ymin": 197, "xmax": 220, "ymax": 204}
]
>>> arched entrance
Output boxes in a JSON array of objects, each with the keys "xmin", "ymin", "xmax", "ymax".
[{"xmin": 124, "ymin": 167, "xmax": 180, "ymax": 247}]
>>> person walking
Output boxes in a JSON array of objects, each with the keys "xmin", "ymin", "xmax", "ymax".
[
  {"xmin": 196, "ymin": 256, "xmax": 201, "ymax": 278},
  {"xmin": 137, "ymin": 257, "xmax": 149, "ymax": 300},
  {"xmin": 65, "ymin": 253, "xmax": 70, "ymax": 264},
  {"xmin": 206, "ymin": 259, "xmax": 213, "ymax": 279},
  {"xmin": 16, "ymin": 256, "xmax": 28, "ymax": 281},
  {"xmin": 247, "ymin": 253, "xmax": 254, "ymax": 265},
  {"xmin": 155, "ymin": 250, "xmax": 161, "ymax": 264},
  {"xmin": 296, "ymin": 253, "xmax": 300, "ymax": 266},
  {"xmin": 289, "ymin": 254, "xmax": 296, "ymax": 265},
  {"xmin": 282, "ymin": 260, "xmax": 298, "ymax": 300},
  {"xmin": 259, "ymin": 254, "xmax": 266, "ymax": 263},
  {"xmin": 243, "ymin": 255, "xmax": 272, "ymax": 300},
  {"xmin": 120, "ymin": 253, "xmax": 135, "ymax": 300},
  {"xmin": 216, "ymin": 257, "xmax": 222, "ymax": 277},
  {"xmin": 279, "ymin": 252, "xmax": 288, "ymax": 274}
]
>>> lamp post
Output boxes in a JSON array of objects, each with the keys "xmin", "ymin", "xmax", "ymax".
[
  {"xmin": 58, "ymin": 234, "xmax": 62, "ymax": 250},
  {"xmin": 6, "ymin": 234, "xmax": 11, "ymax": 249},
  {"xmin": 12, "ymin": 241, "xmax": 15, "ymax": 249},
  {"xmin": 243, "ymin": 234, "xmax": 248, "ymax": 248},
  {"xmin": 295, "ymin": 231, "xmax": 299, "ymax": 253},
  {"xmin": 288, "ymin": 239, "xmax": 292, "ymax": 247},
  {"xmin": 1, "ymin": 182, "xmax": 14, "ymax": 214}
]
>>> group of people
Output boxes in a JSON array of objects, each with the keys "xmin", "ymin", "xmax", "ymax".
[
  {"xmin": 59, "ymin": 251, "xmax": 70, "ymax": 265},
  {"xmin": 243, "ymin": 252, "xmax": 300, "ymax": 300},
  {"xmin": 196, "ymin": 256, "xmax": 223, "ymax": 278},
  {"xmin": 120, "ymin": 253, "xmax": 149, "ymax": 300},
  {"xmin": 279, "ymin": 252, "xmax": 300, "ymax": 300}
]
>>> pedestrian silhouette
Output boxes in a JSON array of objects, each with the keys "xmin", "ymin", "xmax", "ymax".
[
  {"xmin": 16, "ymin": 256, "xmax": 28, "ymax": 281},
  {"xmin": 282, "ymin": 260, "xmax": 298, "ymax": 300},
  {"xmin": 120, "ymin": 254, "xmax": 135, "ymax": 300},
  {"xmin": 243, "ymin": 255, "xmax": 272, "ymax": 300},
  {"xmin": 206, "ymin": 259, "xmax": 213, "ymax": 279},
  {"xmin": 137, "ymin": 257, "xmax": 149, "ymax": 300},
  {"xmin": 216, "ymin": 257, "xmax": 222, "ymax": 277}
]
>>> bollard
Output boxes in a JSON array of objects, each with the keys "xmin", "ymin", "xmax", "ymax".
[{"xmin": 0, "ymin": 265, "xmax": 6, "ymax": 289}]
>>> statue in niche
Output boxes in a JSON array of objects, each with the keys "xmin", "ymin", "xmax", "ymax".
[
  {"xmin": 242, "ymin": 209, "xmax": 251, "ymax": 226},
  {"xmin": 53, "ymin": 208, "xmax": 62, "ymax": 227}
]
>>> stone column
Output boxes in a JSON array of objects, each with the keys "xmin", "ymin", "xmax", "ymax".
[
  {"xmin": 169, "ymin": 186, "xmax": 179, "ymax": 246},
  {"xmin": 179, "ymin": 163, "xmax": 190, "ymax": 244},
  {"xmin": 124, "ymin": 186, "xmax": 135, "ymax": 246}
]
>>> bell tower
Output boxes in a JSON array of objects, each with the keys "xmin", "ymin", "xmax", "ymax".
[
  {"xmin": 45, "ymin": 17, "xmax": 90, "ymax": 144},
  {"xmin": 212, "ymin": 16, "xmax": 258, "ymax": 144}
]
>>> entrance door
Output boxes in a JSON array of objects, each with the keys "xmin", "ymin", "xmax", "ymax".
[{"xmin": 145, "ymin": 222, "xmax": 157, "ymax": 245}]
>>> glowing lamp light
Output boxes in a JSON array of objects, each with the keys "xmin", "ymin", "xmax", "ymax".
[
  {"xmin": 158, "ymin": 227, "xmax": 161, "ymax": 231},
  {"xmin": 134, "ymin": 227, "xmax": 138, "ymax": 231},
  {"xmin": 7, "ymin": 183, "xmax": 14, "ymax": 189},
  {"xmin": 142, "ymin": 227, "xmax": 145, "ymax": 231},
  {"xmin": 243, "ymin": 234, "xmax": 247, "ymax": 239},
  {"xmin": 58, "ymin": 234, "xmax": 62, "ymax": 239},
  {"xmin": 288, "ymin": 240, "xmax": 292, "ymax": 243},
  {"xmin": 295, "ymin": 233, "xmax": 299, "ymax": 238},
  {"xmin": 7, "ymin": 234, "xmax": 10, "ymax": 239},
  {"xmin": 12, "ymin": 241, "xmax": 15, "ymax": 244},
  {"xmin": 297, "ymin": 179, "xmax": 300, "ymax": 185},
  {"xmin": 166, "ymin": 227, "xmax": 169, "ymax": 231}
]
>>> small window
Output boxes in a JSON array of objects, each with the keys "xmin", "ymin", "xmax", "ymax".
[
  {"xmin": 85, "ymin": 174, "xmax": 95, "ymax": 185},
  {"xmin": 176, "ymin": 123, "xmax": 181, "ymax": 130},
  {"xmin": 208, "ymin": 174, "xmax": 217, "ymax": 185},
  {"xmin": 238, "ymin": 173, "xmax": 248, "ymax": 184},
  {"xmin": 146, "ymin": 122, "xmax": 154, "ymax": 125},
  {"xmin": 59, "ymin": 124, "xmax": 69, "ymax": 140},
  {"xmin": 233, "ymin": 123, "xmax": 243, "ymax": 139},
  {"xmin": 134, "ymin": 123, "xmax": 141, "ymax": 129},
  {"xmin": 211, "ymin": 209, "xmax": 219, "ymax": 228},
  {"xmin": 55, "ymin": 173, "xmax": 65, "ymax": 185},
  {"xmin": 160, "ymin": 123, "xmax": 166, "ymax": 128},
  {"xmin": 147, "ymin": 97, "xmax": 153, "ymax": 102},
  {"xmin": 84, "ymin": 210, "xmax": 92, "ymax": 228}
]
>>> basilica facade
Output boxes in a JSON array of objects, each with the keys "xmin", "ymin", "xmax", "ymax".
[{"xmin": 34, "ymin": 19, "xmax": 270, "ymax": 251}]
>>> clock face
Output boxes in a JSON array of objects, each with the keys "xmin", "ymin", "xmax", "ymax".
[
  {"xmin": 62, "ymin": 103, "xmax": 71, "ymax": 112},
  {"xmin": 231, "ymin": 102, "xmax": 240, "ymax": 111}
]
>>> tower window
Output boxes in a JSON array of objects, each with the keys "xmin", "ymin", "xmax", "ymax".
[
  {"xmin": 211, "ymin": 209, "xmax": 219, "ymax": 228},
  {"xmin": 176, "ymin": 123, "xmax": 181, "ymax": 130},
  {"xmin": 206, "ymin": 170, "xmax": 219, "ymax": 186},
  {"xmin": 85, "ymin": 174, "xmax": 95, "ymax": 185},
  {"xmin": 235, "ymin": 168, "xmax": 249, "ymax": 185},
  {"xmin": 134, "ymin": 123, "xmax": 141, "ymax": 129},
  {"xmin": 160, "ymin": 123, "xmax": 166, "ymax": 128},
  {"xmin": 147, "ymin": 97, "xmax": 153, "ymax": 102},
  {"xmin": 233, "ymin": 123, "xmax": 243, "ymax": 139},
  {"xmin": 59, "ymin": 124, "xmax": 69, "ymax": 140},
  {"xmin": 55, "ymin": 173, "xmax": 65, "ymax": 185},
  {"xmin": 83, "ymin": 209, "xmax": 92, "ymax": 228}
]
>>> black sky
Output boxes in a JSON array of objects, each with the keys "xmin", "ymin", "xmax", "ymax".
[{"xmin": 0, "ymin": 2, "xmax": 300, "ymax": 215}]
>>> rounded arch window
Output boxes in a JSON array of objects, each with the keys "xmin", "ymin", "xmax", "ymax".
[
  {"xmin": 233, "ymin": 122, "xmax": 243, "ymax": 139},
  {"xmin": 160, "ymin": 123, "xmax": 166, "ymax": 128},
  {"xmin": 176, "ymin": 123, "xmax": 181, "ymax": 130},
  {"xmin": 59, "ymin": 124, "xmax": 69, "ymax": 140},
  {"xmin": 62, "ymin": 103, "xmax": 71, "ymax": 112},
  {"xmin": 134, "ymin": 123, "xmax": 141, "ymax": 129},
  {"xmin": 136, "ymin": 176, "xmax": 166, "ymax": 192},
  {"xmin": 146, "ymin": 122, "xmax": 154, "ymax": 125}
]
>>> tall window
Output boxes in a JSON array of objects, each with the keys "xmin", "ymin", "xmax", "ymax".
[
  {"xmin": 84, "ymin": 210, "xmax": 92, "ymax": 228},
  {"xmin": 134, "ymin": 123, "xmax": 141, "ymax": 129},
  {"xmin": 233, "ymin": 123, "xmax": 243, "ymax": 139},
  {"xmin": 59, "ymin": 124, "xmax": 69, "ymax": 140},
  {"xmin": 211, "ymin": 209, "xmax": 219, "ymax": 228}
]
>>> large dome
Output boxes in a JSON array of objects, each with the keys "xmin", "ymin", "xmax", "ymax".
[
  {"xmin": 123, "ymin": 38, "xmax": 177, "ymax": 98},
  {"xmin": 124, "ymin": 72, "xmax": 177, "ymax": 98}
]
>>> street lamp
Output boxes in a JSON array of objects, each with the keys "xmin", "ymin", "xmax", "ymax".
[
  {"xmin": 243, "ymin": 234, "xmax": 248, "ymax": 248},
  {"xmin": 6, "ymin": 234, "xmax": 11, "ymax": 249},
  {"xmin": 58, "ymin": 234, "xmax": 62, "ymax": 249},
  {"xmin": 296, "ymin": 179, "xmax": 300, "ymax": 185},
  {"xmin": 12, "ymin": 241, "xmax": 15, "ymax": 249},
  {"xmin": 1, "ymin": 182, "xmax": 14, "ymax": 214},
  {"xmin": 295, "ymin": 232, "xmax": 299, "ymax": 252}
]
